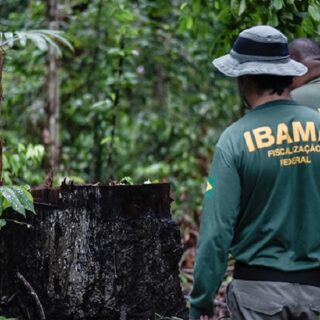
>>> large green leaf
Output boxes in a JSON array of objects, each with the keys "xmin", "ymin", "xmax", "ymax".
[
  {"xmin": 7, "ymin": 186, "xmax": 35, "ymax": 214},
  {"xmin": 0, "ymin": 186, "xmax": 26, "ymax": 216},
  {"xmin": 0, "ymin": 30, "xmax": 73, "ymax": 56},
  {"xmin": 308, "ymin": 4, "xmax": 320, "ymax": 22},
  {"xmin": 272, "ymin": 0, "xmax": 283, "ymax": 10},
  {"xmin": 239, "ymin": 0, "xmax": 246, "ymax": 16},
  {"xmin": 0, "ymin": 186, "xmax": 35, "ymax": 216}
]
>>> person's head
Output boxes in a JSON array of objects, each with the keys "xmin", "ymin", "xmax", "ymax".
[
  {"xmin": 288, "ymin": 38, "xmax": 320, "ymax": 89},
  {"xmin": 212, "ymin": 25, "xmax": 307, "ymax": 107},
  {"xmin": 289, "ymin": 38, "xmax": 320, "ymax": 61}
]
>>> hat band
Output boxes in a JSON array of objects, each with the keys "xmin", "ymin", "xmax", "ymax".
[
  {"xmin": 230, "ymin": 50, "xmax": 290, "ymax": 63},
  {"xmin": 233, "ymin": 36, "xmax": 289, "ymax": 57}
]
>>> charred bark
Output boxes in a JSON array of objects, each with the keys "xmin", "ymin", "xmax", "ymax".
[{"xmin": 0, "ymin": 183, "xmax": 188, "ymax": 320}]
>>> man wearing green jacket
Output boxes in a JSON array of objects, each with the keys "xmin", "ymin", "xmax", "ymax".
[
  {"xmin": 289, "ymin": 38, "xmax": 320, "ymax": 111},
  {"xmin": 190, "ymin": 25, "xmax": 320, "ymax": 320}
]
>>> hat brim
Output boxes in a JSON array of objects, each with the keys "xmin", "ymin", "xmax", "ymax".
[{"xmin": 212, "ymin": 54, "xmax": 308, "ymax": 77}]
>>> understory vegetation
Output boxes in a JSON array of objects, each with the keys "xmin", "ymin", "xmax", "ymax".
[{"xmin": 1, "ymin": 0, "xmax": 320, "ymax": 318}]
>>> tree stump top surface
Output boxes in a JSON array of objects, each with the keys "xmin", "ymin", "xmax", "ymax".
[{"xmin": 32, "ymin": 183, "xmax": 172, "ymax": 219}]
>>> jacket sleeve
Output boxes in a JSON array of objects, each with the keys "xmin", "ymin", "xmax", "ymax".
[{"xmin": 189, "ymin": 146, "xmax": 241, "ymax": 319}]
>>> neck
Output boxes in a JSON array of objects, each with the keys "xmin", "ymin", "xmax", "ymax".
[{"xmin": 250, "ymin": 89, "xmax": 291, "ymax": 109}]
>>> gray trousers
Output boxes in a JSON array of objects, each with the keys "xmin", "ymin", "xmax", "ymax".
[{"xmin": 227, "ymin": 279, "xmax": 320, "ymax": 320}]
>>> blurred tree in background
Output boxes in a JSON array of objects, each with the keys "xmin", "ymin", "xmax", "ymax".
[{"xmin": 0, "ymin": 0, "xmax": 319, "ymax": 222}]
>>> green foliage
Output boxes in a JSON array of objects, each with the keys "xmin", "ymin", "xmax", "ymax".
[
  {"xmin": 2, "ymin": 143, "xmax": 45, "ymax": 185},
  {"xmin": 0, "ymin": 185, "xmax": 35, "ymax": 230},
  {"xmin": 0, "ymin": 0, "xmax": 319, "ymax": 222},
  {"xmin": 0, "ymin": 316, "xmax": 16, "ymax": 320},
  {"xmin": 0, "ymin": 30, "xmax": 73, "ymax": 55},
  {"xmin": 178, "ymin": 0, "xmax": 320, "ymax": 55},
  {"xmin": 119, "ymin": 176, "xmax": 134, "ymax": 185},
  {"xmin": 0, "ymin": 186, "xmax": 35, "ymax": 215}
]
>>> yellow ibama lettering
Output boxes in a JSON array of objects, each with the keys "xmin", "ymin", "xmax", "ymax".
[
  {"xmin": 243, "ymin": 131, "xmax": 256, "ymax": 152},
  {"xmin": 252, "ymin": 126, "xmax": 275, "ymax": 149},
  {"xmin": 276, "ymin": 123, "xmax": 293, "ymax": 145},
  {"xmin": 292, "ymin": 121, "xmax": 316, "ymax": 142}
]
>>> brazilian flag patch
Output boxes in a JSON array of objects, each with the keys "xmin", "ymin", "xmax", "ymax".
[{"xmin": 205, "ymin": 177, "xmax": 214, "ymax": 198}]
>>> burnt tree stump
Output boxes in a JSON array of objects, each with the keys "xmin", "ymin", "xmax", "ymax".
[{"xmin": 0, "ymin": 183, "xmax": 188, "ymax": 319}]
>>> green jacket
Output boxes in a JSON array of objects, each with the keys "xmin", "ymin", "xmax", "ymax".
[
  {"xmin": 189, "ymin": 100, "xmax": 320, "ymax": 319},
  {"xmin": 291, "ymin": 77, "xmax": 320, "ymax": 111}
]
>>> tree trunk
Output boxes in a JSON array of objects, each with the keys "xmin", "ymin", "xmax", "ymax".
[
  {"xmin": 44, "ymin": 0, "xmax": 60, "ymax": 172},
  {"xmin": 153, "ymin": 62, "xmax": 167, "ymax": 108},
  {"xmin": 0, "ymin": 50, "xmax": 4, "ymax": 185},
  {"xmin": 106, "ymin": 36, "xmax": 125, "ymax": 179},
  {"xmin": 0, "ymin": 183, "xmax": 188, "ymax": 320},
  {"xmin": 89, "ymin": 0, "xmax": 104, "ymax": 182},
  {"xmin": 0, "ymin": 49, "xmax": 4, "ymax": 102}
]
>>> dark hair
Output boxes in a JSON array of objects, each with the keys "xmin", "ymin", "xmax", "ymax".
[
  {"xmin": 251, "ymin": 74, "xmax": 293, "ymax": 95},
  {"xmin": 289, "ymin": 38, "xmax": 320, "ymax": 61}
]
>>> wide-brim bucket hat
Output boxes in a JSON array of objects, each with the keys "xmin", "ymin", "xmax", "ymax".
[{"xmin": 212, "ymin": 25, "xmax": 307, "ymax": 77}]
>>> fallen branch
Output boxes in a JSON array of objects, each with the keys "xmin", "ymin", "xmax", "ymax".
[{"xmin": 16, "ymin": 272, "xmax": 46, "ymax": 320}]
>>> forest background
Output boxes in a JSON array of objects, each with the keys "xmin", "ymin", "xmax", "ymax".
[{"xmin": 1, "ymin": 0, "xmax": 320, "ymax": 286}]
